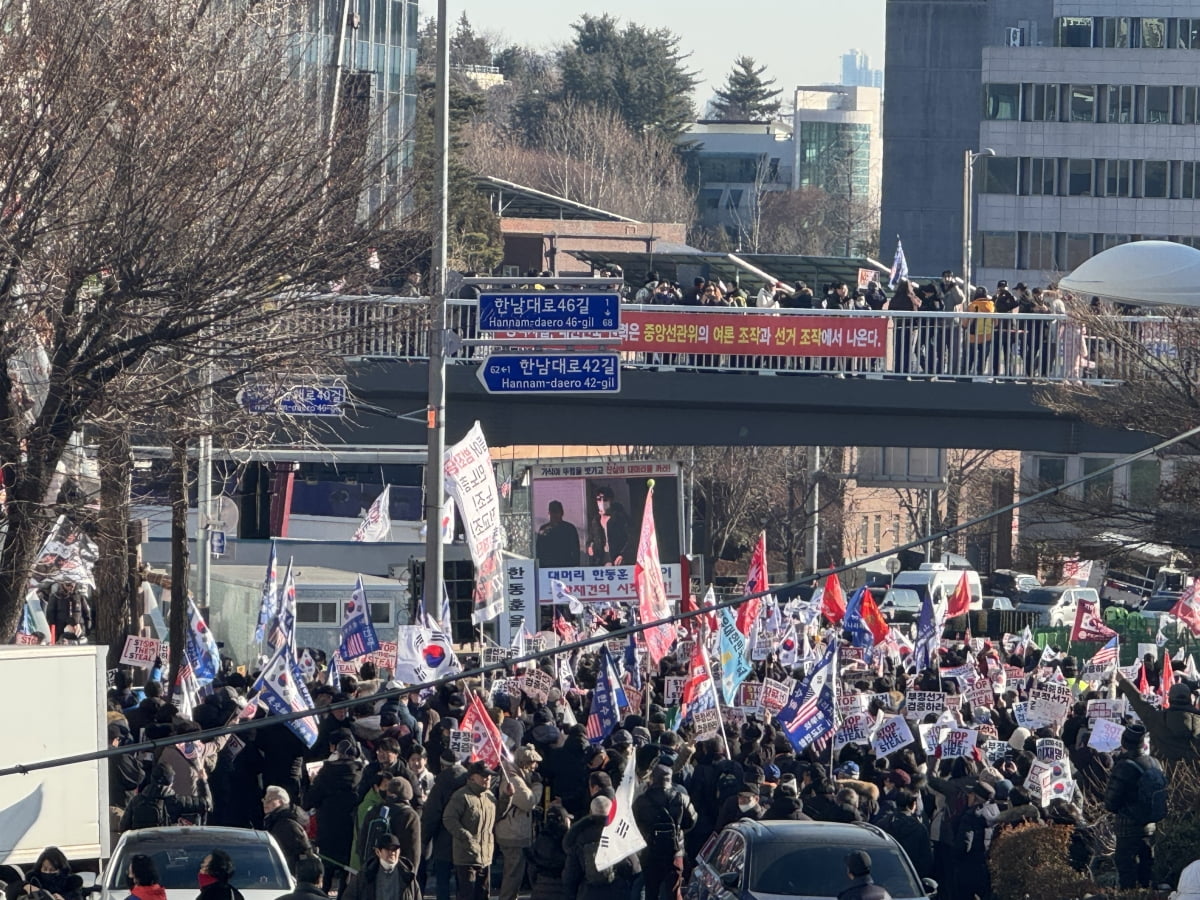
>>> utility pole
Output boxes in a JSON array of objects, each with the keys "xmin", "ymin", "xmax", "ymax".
[{"xmin": 422, "ymin": 0, "xmax": 451, "ymax": 618}]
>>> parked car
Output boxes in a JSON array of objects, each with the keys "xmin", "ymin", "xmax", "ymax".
[
  {"xmin": 892, "ymin": 564, "xmax": 982, "ymax": 613},
  {"xmin": 989, "ymin": 570, "xmax": 1040, "ymax": 602},
  {"xmin": 1138, "ymin": 594, "xmax": 1181, "ymax": 629},
  {"xmin": 687, "ymin": 819, "xmax": 935, "ymax": 900},
  {"xmin": 1017, "ymin": 586, "xmax": 1100, "ymax": 628},
  {"xmin": 99, "ymin": 827, "xmax": 294, "ymax": 900},
  {"xmin": 879, "ymin": 588, "xmax": 924, "ymax": 622}
]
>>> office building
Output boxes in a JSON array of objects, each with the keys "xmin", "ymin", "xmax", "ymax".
[
  {"xmin": 882, "ymin": 0, "xmax": 1200, "ymax": 284},
  {"xmin": 296, "ymin": 0, "xmax": 420, "ymax": 224},
  {"xmin": 841, "ymin": 49, "xmax": 884, "ymax": 89}
]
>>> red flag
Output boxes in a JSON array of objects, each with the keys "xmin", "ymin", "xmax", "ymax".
[
  {"xmin": 1170, "ymin": 581, "xmax": 1200, "ymax": 637},
  {"xmin": 858, "ymin": 589, "xmax": 891, "ymax": 646},
  {"xmin": 947, "ymin": 570, "xmax": 972, "ymax": 618},
  {"xmin": 461, "ymin": 692, "xmax": 508, "ymax": 768},
  {"xmin": 737, "ymin": 531, "xmax": 768, "ymax": 635},
  {"xmin": 820, "ymin": 574, "xmax": 846, "ymax": 625},
  {"xmin": 1070, "ymin": 596, "xmax": 1117, "ymax": 642},
  {"xmin": 1160, "ymin": 652, "xmax": 1174, "ymax": 705},
  {"xmin": 1137, "ymin": 661, "xmax": 1150, "ymax": 695},
  {"xmin": 635, "ymin": 484, "xmax": 674, "ymax": 665}
]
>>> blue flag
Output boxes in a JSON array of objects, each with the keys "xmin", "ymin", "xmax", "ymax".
[
  {"xmin": 185, "ymin": 598, "xmax": 220, "ymax": 684},
  {"xmin": 718, "ymin": 604, "xmax": 753, "ymax": 705},
  {"xmin": 339, "ymin": 575, "xmax": 381, "ymax": 661},
  {"xmin": 625, "ymin": 633, "xmax": 642, "ymax": 690},
  {"xmin": 913, "ymin": 592, "xmax": 941, "ymax": 673},
  {"xmin": 586, "ymin": 646, "xmax": 622, "ymax": 744},
  {"xmin": 776, "ymin": 640, "xmax": 837, "ymax": 753},
  {"xmin": 271, "ymin": 558, "xmax": 297, "ymax": 653},
  {"xmin": 842, "ymin": 587, "xmax": 874, "ymax": 649},
  {"xmin": 255, "ymin": 645, "xmax": 319, "ymax": 748},
  {"xmin": 255, "ymin": 541, "xmax": 278, "ymax": 645},
  {"xmin": 889, "ymin": 238, "xmax": 909, "ymax": 289}
]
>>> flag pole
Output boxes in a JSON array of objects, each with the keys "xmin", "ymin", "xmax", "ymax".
[{"xmin": 829, "ymin": 644, "xmax": 839, "ymax": 773}]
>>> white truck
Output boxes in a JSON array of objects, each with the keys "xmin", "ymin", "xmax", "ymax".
[{"xmin": 0, "ymin": 644, "xmax": 109, "ymax": 867}]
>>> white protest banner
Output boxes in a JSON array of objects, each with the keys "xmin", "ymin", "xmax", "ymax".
[
  {"xmin": 834, "ymin": 712, "xmax": 873, "ymax": 749},
  {"xmin": 838, "ymin": 692, "xmax": 871, "ymax": 717},
  {"xmin": 917, "ymin": 723, "xmax": 941, "ymax": 756},
  {"xmin": 1028, "ymin": 684, "xmax": 1072, "ymax": 725},
  {"xmin": 905, "ymin": 691, "xmax": 946, "ymax": 719},
  {"xmin": 943, "ymin": 693, "xmax": 964, "ymax": 712},
  {"xmin": 444, "ymin": 422, "xmax": 505, "ymax": 624},
  {"xmin": 761, "ymin": 678, "xmax": 789, "ymax": 717},
  {"xmin": 664, "ymin": 676, "xmax": 687, "ymax": 705},
  {"xmin": 449, "ymin": 729, "xmax": 473, "ymax": 760},
  {"xmin": 967, "ymin": 679, "xmax": 995, "ymax": 709},
  {"xmin": 1012, "ymin": 701, "xmax": 1039, "ymax": 729},
  {"xmin": 120, "ymin": 635, "xmax": 162, "ymax": 669},
  {"xmin": 1088, "ymin": 718, "xmax": 1124, "ymax": 753},
  {"xmin": 692, "ymin": 707, "xmax": 721, "ymax": 740},
  {"xmin": 1137, "ymin": 642, "xmax": 1158, "ymax": 661},
  {"xmin": 941, "ymin": 664, "xmax": 975, "ymax": 685},
  {"xmin": 939, "ymin": 727, "xmax": 978, "ymax": 759},
  {"xmin": 490, "ymin": 677, "xmax": 523, "ymax": 703},
  {"xmin": 983, "ymin": 739, "xmax": 1010, "ymax": 764},
  {"xmin": 737, "ymin": 681, "xmax": 764, "ymax": 713},
  {"xmin": 482, "ymin": 646, "xmax": 513, "ymax": 666},
  {"xmin": 871, "ymin": 715, "xmax": 914, "ymax": 757},
  {"xmin": 1086, "ymin": 698, "xmax": 1126, "ymax": 727},
  {"xmin": 1036, "ymin": 738, "xmax": 1067, "ymax": 762},
  {"xmin": 519, "ymin": 669, "xmax": 555, "ymax": 704},
  {"xmin": 1117, "ymin": 662, "xmax": 1142, "ymax": 682}
]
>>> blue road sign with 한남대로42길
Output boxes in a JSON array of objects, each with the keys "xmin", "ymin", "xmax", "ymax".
[
  {"xmin": 478, "ymin": 293, "xmax": 620, "ymax": 332},
  {"xmin": 476, "ymin": 353, "xmax": 620, "ymax": 394}
]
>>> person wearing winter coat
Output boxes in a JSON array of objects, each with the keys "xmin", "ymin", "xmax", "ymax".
[
  {"xmin": 341, "ymin": 835, "xmax": 419, "ymax": 900},
  {"xmin": 261, "ymin": 786, "xmax": 312, "ymax": 875},
  {"xmin": 1171, "ymin": 858, "xmax": 1200, "ymax": 900},
  {"xmin": 442, "ymin": 762, "xmax": 497, "ymax": 900},
  {"xmin": 302, "ymin": 741, "xmax": 363, "ymax": 892},
  {"xmin": 495, "ymin": 749, "xmax": 542, "ymax": 900},
  {"xmin": 356, "ymin": 778, "xmax": 422, "ymax": 874},
  {"xmin": 273, "ymin": 856, "xmax": 329, "ymax": 900},
  {"xmin": 122, "ymin": 854, "xmax": 166, "ymax": 900},
  {"xmin": 5, "ymin": 848, "xmax": 83, "ymax": 900},
  {"xmin": 526, "ymin": 806, "xmax": 571, "ymax": 900},
  {"xmin": 120, "ymin": 763, "xmax": 211, "ymax": 831},
  {"xmin": 422, "ymin": 753, "xmax": 468, "ymax": 900},
  {"xmin": 1104, "ymin": 723, "xmax": 1162, "ymax": 889},
  {"xmin": 1118, "ymin": 675, "xmax": 1200, "ymax": 762},
  {"xmin": 195, "ymin": 850, "xmax": 245, "ymax": 900},
  {"xmin": 632, "ymin": 766, "xmax": 697, "ymax": 900},
  {"xmin": 762, "ymin": 776, "xmax": 811, "ymax": 821},
  {"xmin": 874, "ymin": 789, "xmax": 932, "ymax": 879},
  {"xmin": 563, "ymin": 796, "xmax": 640, "ymax": 900}
]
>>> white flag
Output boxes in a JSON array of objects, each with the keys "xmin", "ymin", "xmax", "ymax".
[
  {"xmin": 551, "ymin": 578, "xmax": 585, "ymax": 614},
  {"xmin": 352, "ymin": 485, "xmax": 392, "ymax": 542},
  {"xmin": 594, "ymin": 746, "xmax": 646, "ymax": 870},
  {"xmin": 393, "ymin": 625, "xmax": 433, "ymax": 684}
]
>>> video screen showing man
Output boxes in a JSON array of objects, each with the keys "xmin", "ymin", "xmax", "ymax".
[
  {"xmin": 535, "ymin": 501, "xmax": 582, "ymax": 568},
  {"xmin": 586, "ymin": 485, "xmax": 634, "ymax": 566}
]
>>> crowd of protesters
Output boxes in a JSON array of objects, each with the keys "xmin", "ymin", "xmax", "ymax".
[{"xmin": 90, "ymin": 599, "xmax": 1200, "ymax": 900}]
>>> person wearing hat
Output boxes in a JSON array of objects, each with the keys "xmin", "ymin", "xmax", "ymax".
[
  {"xmin": 303, "ymin": 738, "xmax": 363, "ymax": 892},
  {"xmin": 949, "ymin": 782, "xmax": 994, "ymax": 900},
  {"xmin": 355, "ymin": 777, "xmax": 421, "ymax": 875},
  {"xmin": 604, "ymin": 729, "xmax": 632, "ymax": 784},
  {"xmin": 839, "ymin": 850, "xmax": 891, "ymax": 900},
  {"xmin": 875, "ymin": 789, "xmax": 932, "ymax": 879},
  {"xmin": 274, "ymin": 856, "xmax": 328, "ymax": 900},
  {"xmin": 442, "ymin": 761, "xmax": 497, "ymax": 900},
  {"xmin": 120, "ymin": 762, "xmax": 211, "ymax": 831},
  {"xmin": 1105, "ymin": 723, "xmax": 1165, "ymax": 889},
  {"xmin": 341, "ymin": 834, "xmax": 419, "ymax": 900},
  {"xmin": 495, "ymin": 748, "xmax": 542, "ymax": 900},
  {"xmin": 632, "ymin": 765, "xmax": 696, "ymax": 900},
  {"xmin": 762, "ymin": 774, "xmax": 810, "ymax": 822},
  {"xmin": 420, "ymin": 751, "xmax": 468, "ymax": 900},
  {"xmin": 562, "ymin": 796, "xmax": 640, "ymax": 900},
  {"xmin": 716, "ymin": 765, "xmax": 763, "ymax": 829},
  {"xmin": 1116, "ymin": 671, "xmax": 1200, "ymax": 762}
]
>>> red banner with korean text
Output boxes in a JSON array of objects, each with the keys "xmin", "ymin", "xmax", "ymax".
[{"xmin": 618, "ymin": 311, "xmax": 889, "ymax": 358}]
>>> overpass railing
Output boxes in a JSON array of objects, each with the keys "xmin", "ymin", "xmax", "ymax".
[{"xmin": 328, "ymin": 298, "xmax": 1171, "ymax": 384}]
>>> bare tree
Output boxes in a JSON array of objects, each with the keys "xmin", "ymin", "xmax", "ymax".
[{"xmin": 0, "ymin": 0, "xmax": 398, "ymax": 643}]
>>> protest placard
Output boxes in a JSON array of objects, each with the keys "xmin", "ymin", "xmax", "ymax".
[
  {"xmin": 941, "ymin": 664, "xmax": 975, "ymax": 683},
  {"xmin": 1137, "ymin": 643, "xmax": 1158, "ymax": 661},
  {"xmin": 1004, "ymin": 665, "xmax": 1025, "ymax": 684},
  {"xmin": 664, "ymin": 676, "xmax": 687, "ymax": 706},
  {"xmin": 1036, "ymin": 738, "xmax": 1067, "ymax": 761},
  {"xmin": 834, "ymin": 713, "xmax": 873, "ymax": 749},
  {"xmin": 1028, "ymin": 684, "xmax": 1072, "ymax": 725},
  {"xmin": 939, "ymin": 727, "xmax": 978, "ymax": 759},
  {"xmin": 449, "ymin": 729, "xmax": 473, "ymax": 760},
  {"xmin": 842, "ymin": 646, "xmax": 866, "ymax": 662},
  {"xmin": 692, "ymin": 707, "xmax": 721, "ymax": 740},
  {"xmin": 871, "ymin": 715, "xmax": 914, "ymax": 757},
  {"xmin": 761, "ymin": 678, "xmax": 790, "ymax": 717},
  {"xmin": 1012, "ymin": 701, "xmax": 1039, "ymax": 729},
  {"xmin": 1088, "ymin": 718, "xmax": 1124, "ymax": 753},
  {"xmin": 1086, "ymin": 698, "xmax": 1126, "ymax": 727},
  {"xmin": 737, "ymin": 682, "xmax": 764, "ymax": 713},
  {"xmin": 905, "ymin": 691, "xmax": 946, "ymax": 718},
  {"xmin": 983, "ymin": 739, "xmax": 1010, "ymax": 764},
  {"xmin": 943, "ymin": 693, "xmax": 964, "ymax": 712},
  {"xmin": 838, "ymin": 692, "xmax": 871, "ymax": 717},
  {"xmin": 917, "ymin": 723, "xmax": 941, "ymax": 756},
  {"xmin": 623, "ymin": 686, "xmax": 643, "ymax": 715},
  {"xmin": 120, "ymin": 635, "xmax": 162, "ymax": 669},
  {"xmin": 520, "ymin": 669, "xmax": 555, "ymax": 704},
  {"xmin": 967, "ymin": 679, "xmax": 995, "ymax": 709},
  {"xmin": 482, "ymin": 646, "xmax": 513, "ymax": 666}
]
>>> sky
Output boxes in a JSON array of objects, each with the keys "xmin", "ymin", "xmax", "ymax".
[{"xmin": 445, "ymin": 0, "xmax": 887, "ymax": 108}]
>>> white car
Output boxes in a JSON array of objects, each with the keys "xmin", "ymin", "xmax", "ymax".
[
  {"xmin": 101, "ymin": 827, "xmax": 294, "ymax": 900},
  {"xmin": 1017, "ymin": 586, "xmax": 1100, "ymax": 628}
]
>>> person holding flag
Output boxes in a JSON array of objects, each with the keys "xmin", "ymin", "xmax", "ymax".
[
  {"xmin": 777, "ymin": 639, "xmax": 838, "ymax": 753},
  {"xmin": 586, "ymin": 646, "xmax": 623, "ymax": 745}
]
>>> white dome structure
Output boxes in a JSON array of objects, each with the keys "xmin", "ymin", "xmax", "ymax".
[{"xmin": 1059, "ymin": 240, "xmax": 1200, "ymax": 308}]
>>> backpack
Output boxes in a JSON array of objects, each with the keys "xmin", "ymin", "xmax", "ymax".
[
  {"xmin": 127, "ymin": 792, "xmax": 171, "ymax": 829},
  {"xmin": 1129, "ymin": 757, "xmax": 1168, "ymax": 824},
  {"xmin": 580, "ymin": 841, "xmax": 616, "ymax": 885},
  {"xmin": 359, "ymin": 804, "xmax": 393, "ymax": 861},
  {"xmin": 647, "ymin": 795, "xmax": 681, "ymax": 857}
]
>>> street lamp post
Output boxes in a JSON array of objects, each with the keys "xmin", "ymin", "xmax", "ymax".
[{"xmin": 962, "ymin": 148, "xmax": 995, "ymax": 294}]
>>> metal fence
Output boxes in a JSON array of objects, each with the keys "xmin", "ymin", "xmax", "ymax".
[{"xmin": 324, "ymin": 296, "xmax": 1179, "ymax": 385}]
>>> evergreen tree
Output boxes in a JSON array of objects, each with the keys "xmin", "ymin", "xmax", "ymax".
[
  {"xmin": 450, "ymin": 13, "xmax": 493, "ymax": 67},
  {"xmin": 559, "ymin": 14, "xmax": 698, "ymax": 140},
  {"xmin": 711, "ymin": 56, "xmax": 783, "ymax": 121}
]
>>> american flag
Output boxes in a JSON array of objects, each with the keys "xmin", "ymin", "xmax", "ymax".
[
  {"xmin": 1089, "ymin": 636, "xmax": 1119, "ymax": 668},
  {"xmin": 343, "ymin": 631, "xmax": 367, "ymax": 659},
  {"xmin": 586, "ymin": 646, "xmax": 622, "ymax": 744},
  {"xmin": 777, "ymin": 640, "xmax": 837, "ymax": 753}
]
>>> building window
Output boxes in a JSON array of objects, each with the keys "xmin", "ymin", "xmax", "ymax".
[
  {"xmin": 1024, "ymin": 84, "xmax": 1059, "ymax": 121},
  {"xmin": 1177, "ymin": 86, "xmax": 1198, "ymax": 125},
  {"xmin": 1069, "ymin": 85, "xmax": 1096, "ymax": 122},
  {"xmin": 1138, "ymin": 18, "xmax": 1167, "ymax": 48},
  {"xmin": 981, "ymin": 156, "xmax": 1018, "ymax": 194},
  {"xmin": 698, "ymin": 188, "xmax": 721, "ymax": 211},
  {"xmin": 1098, "ymin": 234, "xmax": 1132, "ymax": 251},
  {"xmin": 874, "ymin": 515, "xmax": 882, "ymax": 554},
  {"xmin": 1179, "ymin": 19, "xmax": 1200, "ymax": 48},
  {"xmin": 1065, "ymin": 233, "xmax": 1092, "ymax": 269},
  {"xmin": 860, "ymin": 516, "xmax": 870, "ymax": 554},
  {"xmin": 1057, "ymin": 17, "xmax": 1094, "ymax": 47},
  {"xmin": 1036, "ymin": 457, "xmax": 1067, "ymax": 487},
  {"xmin": 1103, "ymin": 159, "xmax": 1132, "ymax": 198},
  {"xmin": 1106, "ymin": 85, "xmax": 1133, "ymax": 123},
  {"xmin": 1143, "ymin": 160, "xmax": 1169, "ymax": 198},
  {"xmin": 984, "ymin": 84, "xmax": 1020, "ymax": 120},
  {"xmin": 1067, "ymin": 159, "xmax": 1094, "ymax": 196},
  {"xmin": 1082, "ymin": 457, "xmax": 1113, "ymax": 502},
  {"xmin": 1027, "ymin": 157, "xmax": 1057, "ymax": 196},
  {"xmin": 1128, "ymin": 459, "xmax": 1160, "ymax": 506},
  {"xmin": 1025, "ymin": 232, "xmax": 1056, "ymax": 270},
  {"xmin": 1101, "ymin": 16, "xmax": 1131, "ymax": 48},
  {"xmin": 980, "ymin": 232, "xmax": 1017, "ymax": 269},
  {"xmin": 1184, "ymin": 162, "xmax": 1200, "ymax": 200},
  {"xmin": 892, "ymin": 515, "xmax": 901, "ymax": 547},
  {"xmin": 1144, "ymin": 86, "xmax": 1171, "ymax": 124}
]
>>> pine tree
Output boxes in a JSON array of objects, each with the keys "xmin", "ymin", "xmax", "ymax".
[{"xmin": 711, "ymin": 56, "xmax": 783, "ymax": 121}]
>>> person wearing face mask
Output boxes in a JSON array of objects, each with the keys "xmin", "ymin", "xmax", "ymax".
[
  {"xmin": 122, "ymin": 855, "xmax": 165, "ymax": 900},
  {"xmin": 442, "ymin": 762, "xmax": 497, "ymax": 900},
  {"xmin": 195, "ymin": 850, "xmax": 243, "ymax": 900},
  {"xmin": 341, "ymin": 835, "xmax": 420, "ymax": 900},
  {"xmin": 585, "ymin": 487, "xmax": 632, "ymax": 566},
  {"xmin": 632, "ymin": 766, "xmax": 697, "ymax": 900}
]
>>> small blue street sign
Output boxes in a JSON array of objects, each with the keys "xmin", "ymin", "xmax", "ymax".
[
  {"xmin": 476, "ymin": 353, "xmax": 620, "ymax": 394},
  {"xmin": 478, "ymin": 293, "xmax": 620, "ymax": 332},
  {"xmin": 240, "ymin": 384, "xmax": 347, "ymax": 417},
  {"xmin": 210, "ymin": 531, "xmax": 226, "ymax": 557}
]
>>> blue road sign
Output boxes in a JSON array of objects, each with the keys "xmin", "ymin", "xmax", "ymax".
[
  {"xmin": 476, "ymin": 353, "xmax": 620, "ymax": 394},
  {"xmin": 240, "ymin": 384, "xmax": 347, "ymax": 416},
  {"xmin": 478, "ymin": 293, "xmax": 620, "ymax": 332}
]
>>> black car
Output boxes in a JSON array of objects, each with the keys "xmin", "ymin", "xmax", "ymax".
[{"xmin": 687, "ymin": 819, "xmax": 936, "ymax": 900}]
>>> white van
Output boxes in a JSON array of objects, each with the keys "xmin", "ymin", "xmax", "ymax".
[
  {"xmin": 884, "ymin": 563, "xmax": 982, "ymax": 620},
  {"xmin": 1017, "ymin": 586, "xmax": 1100, "ymax": 627}
]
